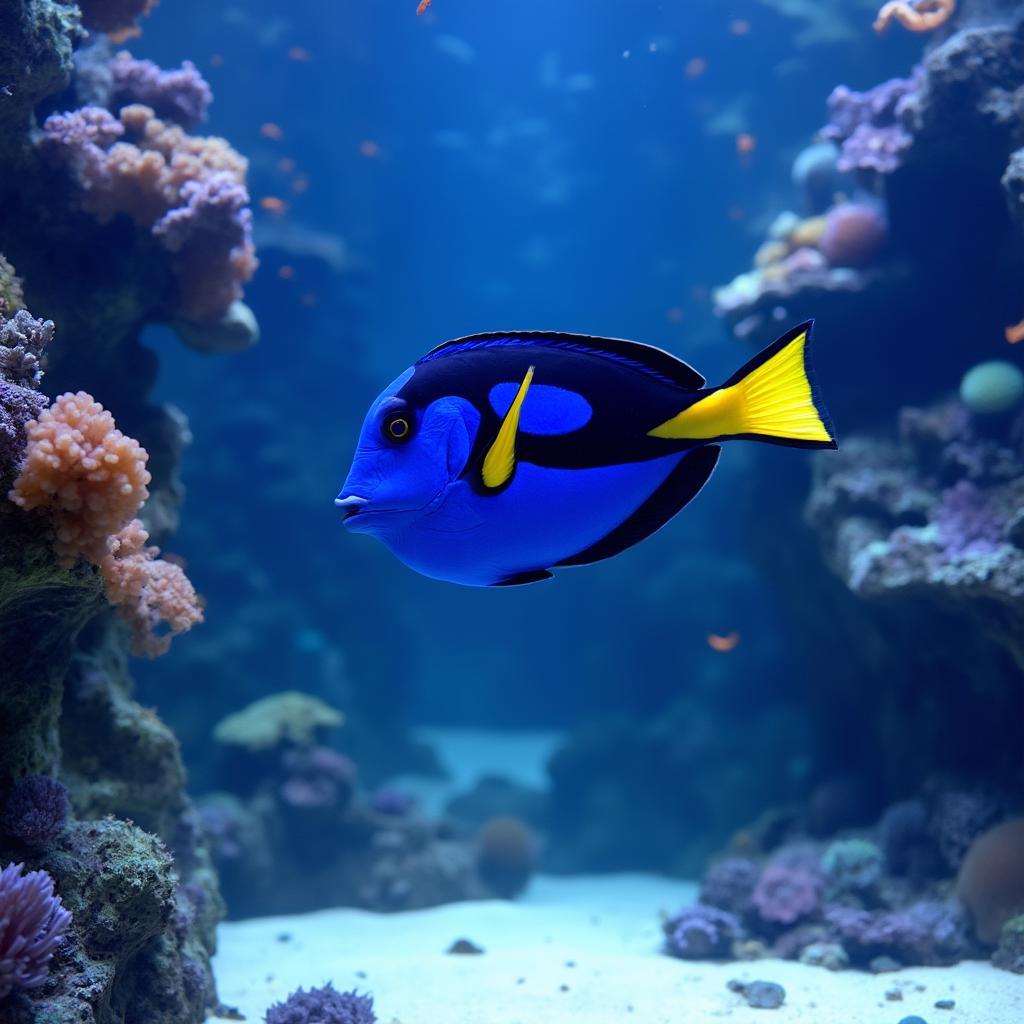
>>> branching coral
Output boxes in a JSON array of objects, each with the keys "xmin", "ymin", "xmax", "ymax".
[
  {"xmin": 8, "ymin": 391, "xmax": 202, "ymax": 655},
  {"xmin": 109, "ymin": 52, "xmax": 212, "ymax": 128},
  {"xmin": 100, "ymin": 518, "xmax": 203, "ymax": 656},
  {"xmin": 0, "ymin": 302, "xmax": 55, "ymax": 388},
  {"xmin": 9, "ymin": 390, "xmax": 151, "ymax": 565},
  {"xmin": 875, "ymin": 0, "xmax": 956, "ymax": 34},
  {"xmin": 0, "ymin": 862, "xmax": 72, "ymax": 999},
  {"xmin": 40, "ymin": 103, "xmax": 255, "ymax": 322}
]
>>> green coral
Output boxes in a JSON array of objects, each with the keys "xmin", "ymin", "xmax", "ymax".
[
  {"xmin": 994, "ymin": 913, "xmax": 1024, "ymax": 974},
  {"xmin": 213, "ymin": 690, "xmax": 345, "ymax": 751}
]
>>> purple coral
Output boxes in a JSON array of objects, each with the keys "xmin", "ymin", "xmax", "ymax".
[
  {"xmin": 879, "ymin": 799, "xmax": 937, "ymax": 878},
  {"xmin": 826, "ymin": 900, "xmax": 970, "ymax": 966},
  {"xmin": 699, "ymin": 857, "xmax": 761, "ymax": 916},
  {"xmin": 0, "ymin": 862, "xmax": 73, "ymax": 999},
  {"xmin": 266, "ymin": 983, "xmax": 376, "ymax": 1024},
  {"xmin": 109, "ymin": 52, "xmax": 212, "ymax": 128},
  {"xmin": 1, "ymin": 379, "xmax": 47, "ymax": 478},
  {"xmin": 370, "ymin": 786, "xmax": 415, "ymax": 817},
  {"xmin": 822, "ymin": 70, "xmax": 923, "ymax": 176},
  {"xmin": 279, "ymin": 747, "xmax": 356, "ymax": 809},
  {"xmin": 663, "ymin": 905, "xmax": 741, "ymax": 959},
  {"xmin": 933, "ymin": 482, "xmax": 1005, "ymax": 560},
  {"xmin": 1, "ymin": 776, "xmax": 70, "ymax": 848},
  {"xmin": 752, "ymin": 864, "xmax": 822, "ymax": 925},
  {"xmin": 0, "ymin": 305, "xmax": 55, "ymax": 388}
]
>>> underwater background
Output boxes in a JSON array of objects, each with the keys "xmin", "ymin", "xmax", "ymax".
[{"xmin": 1, "ymin": 1, "xmax": 1023, "ymax": 1022}]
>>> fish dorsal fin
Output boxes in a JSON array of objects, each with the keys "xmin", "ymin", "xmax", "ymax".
[
  {"xmin": 420, "ymin": 331, "xmax": 705, "ymax": 390},
  {"xmin": 482, "ymin": 365, "xmax": 534, "ymax": 489}
]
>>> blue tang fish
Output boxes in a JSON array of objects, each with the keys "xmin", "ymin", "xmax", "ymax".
[{"xmin": 337, "ymin": 321, "xmax": 836, "ymax": 587}]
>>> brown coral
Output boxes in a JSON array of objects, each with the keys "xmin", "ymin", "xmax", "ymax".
[
  {"xmin": 874, "ymin": 0, "xmax": 956, "ymax": 34},
  {"xmin": 9, "ymin": 391, "xmax": 150, "ymax": 565},
  {"xmin": 957, "ymin": 819, "xmax": 1024, "ymax": 944}
]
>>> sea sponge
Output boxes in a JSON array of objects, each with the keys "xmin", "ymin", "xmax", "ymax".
[
  {"xmin": 213, "ymin": 692, "xmax": 344, "ymax": 752},
  {"xmin": 0, "ymin": 862, "xmax": 72, "ymax": 999},
  {"xmin": 476, "ymin": 815, "xmax": 537, "ymax": 898},
  {"xmin": 959, "ymin": 361, "xmax": 1024, "ymax": 415},
  {"xmin": 819, "ymin": 202, "xmax": 887, "ymax": 267},
  {"xmin": 9, "ymin": 391, "xmax": 150, "ymax": 565},
  {"xmin": 956, "ymin": 819, "xmax": 1024, "ymax": 944}
]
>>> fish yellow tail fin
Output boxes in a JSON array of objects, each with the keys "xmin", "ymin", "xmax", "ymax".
[{"xmin": 648, "ymin": 321, "xmax": 837, "ymax": 449}]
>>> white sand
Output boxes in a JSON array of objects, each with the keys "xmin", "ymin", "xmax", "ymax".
[{"xmin": 211, "ymin": 874, "xmax": 1022, "ymax": 1023}]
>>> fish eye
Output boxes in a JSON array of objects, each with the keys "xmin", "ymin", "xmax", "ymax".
[{"xmin": 381, "ymin": 409, "xmax": 414, "ymax": 444}]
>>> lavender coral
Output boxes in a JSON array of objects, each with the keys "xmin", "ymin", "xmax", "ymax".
[
  {"xmin": 266, "ymin": 984, "xmax": 377, "ymax": 1024},
  {"xmin": 109, "ymin": 52, "xmax": 212, "ymax": 128},
  {"xmin": 0, "ymin": 862, "xmax": 72, "ymax": 999},
  {"xmin": 0, "ymin": 304, "xmax": 54, "ymax": 388},
  {"xmin": 821, "ymin": 71, "xmax": 922, "ymax": 176},
  {"xmin": 40, "ymin": 103, "xmax": 256, "ymax": 322},
  {"xmin": 699, "ymin": 856, "xmax": 761, "ymax": 916},
  {"xmin": 1, "ymin": 775, "xmax": 70, "ymax": 848},
  {"xmin": 752, "ymin": 863, "xmax": 822, "ymax": 925}
]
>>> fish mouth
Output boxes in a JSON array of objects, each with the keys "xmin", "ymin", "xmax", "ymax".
[{"xmin": 334, "ymin": 494, "xmax": 371, "ymax": 522}]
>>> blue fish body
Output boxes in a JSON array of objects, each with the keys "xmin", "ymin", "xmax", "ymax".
[{"xmin": 338, "ymin": 324, "xmax": 836, "ymax": 587}]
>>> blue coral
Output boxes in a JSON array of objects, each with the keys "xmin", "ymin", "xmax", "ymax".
[
  {"xmin": 265, "ymin": 983, "xmax": 376, "ymax": 1024},
  {"xmin": 0, "ymin": 862, "xmax": 73, "ymax": 999}
]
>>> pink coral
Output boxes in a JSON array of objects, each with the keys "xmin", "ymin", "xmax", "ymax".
[
  {"xmin": 8, "ymin": 391, "xmax": 150, "ymax": 565},
  {"xmin": 41, "ymin": 104, "xmax": 256, "ymax": 322},
  {"xmin": 8, "ymin": 392, "xmax": 202, "ymax": 656},
  {"xmin": 100, "ymin": 519, "xmax": 203, "ymax": 657},
  {"xmin": 752, "ymin": 864, "xmax": 822, "ymax": 925},
  {"xmin": 819, "ymin": 203, "xmax": 888, "ymax": 268}
]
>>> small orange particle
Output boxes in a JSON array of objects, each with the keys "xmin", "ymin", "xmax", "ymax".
[
  {"xmin": 209, "ymin": 54, "xmax": 225, "ymax": 69},
  {"xmin": 278, "ymin": 265, "xmax": 296, "ymax": 280},
  {"xmin": 417, "ymin": 0, "xmax": 433, "ymax": 13},
  {"xmin": 684, "ymin": 57, "xmax": 707, "ymax": 79},
  {"xmin": 290, "ymin": 175, "xmax": 310, "ymax": 195},
  {"xmin": 736, "ymin": 133, "xmax": 757, "ymax": 157},
  {"xmin": 260, "ymin": 196, "xmax": 288, "ymax": 215},
  {"xmin": 707, "ymin": 632, "xmax": 741, "ymax": 652},
  {"xmin": 260, "ymin": 122, "xmax": 284, "ymax": 141},
  {"xmin": 277, "ymin": 157, "xmax": 297, "ymax": 175},
  {"xmin": 666, "ymin": 307, "xmax": 685, "ymax": 323},
  {"xmin": 287, "ymin": 46, "xmax": 312, "ymax": 62},
  {"xmin": 359, "ymin": 140, "xmax": 382, "ymax": 159},
  {"xmin": 1005, "ymin": 318, "xmax": 1024, "ymax": 344},
  {"xmin": 730, "ymin": 18, "xmax": 751, "ymax": 36}
]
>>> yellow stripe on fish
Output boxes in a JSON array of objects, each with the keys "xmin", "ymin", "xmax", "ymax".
[{"xmin": 482, "ymin": 365, "xmax": 536, "ymax": 488}]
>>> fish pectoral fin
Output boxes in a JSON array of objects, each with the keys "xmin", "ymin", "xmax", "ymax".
[
  {"xmin": 481, "ymin": 365, "xmax": 535, "ymax": 489},
  {"xmin": 491, "ymin": 568, "xmax": 554, "ymax": 587}
]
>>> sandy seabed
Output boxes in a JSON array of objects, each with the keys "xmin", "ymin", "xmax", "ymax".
[{"xmin": 211, "ymin": 873, "xmax": 1022, "ymax": 1024}]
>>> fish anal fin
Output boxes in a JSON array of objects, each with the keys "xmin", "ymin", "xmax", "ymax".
[
  {"xmin": 556, "ymin": 445, "xmax": 721, "ymax": 568},
  {"xmin": 491, "ymin": 568, "xmax": 554, "ymax": 587}
]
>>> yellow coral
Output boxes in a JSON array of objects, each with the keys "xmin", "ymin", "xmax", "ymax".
[{"xmin": 213, "ymin": 692, "xmax": 345, "ymax": 751}]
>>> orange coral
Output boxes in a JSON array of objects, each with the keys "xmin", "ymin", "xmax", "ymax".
[
  {"xmin": 9, "ymin": 391, "xmax": 150, "ymax": 565},
  {"xmin": 874, "ymin": 0, "xmax": 955, "ymax": 34},
  {"xmin": 9, "ymin": 392, "xmax": 202, "ymax": 656},
  {"xmin": 100, "ymin": 520, "xmax": 203, "ymax": 657}
]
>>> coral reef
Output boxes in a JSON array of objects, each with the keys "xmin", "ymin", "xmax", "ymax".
[
  {"xmin": 0, "ymin": 776, "xmax": 70, "ymax": 849},
  {"xmin": 266, "ymin": 984, "xmax": 377, "ymax": 1024}
]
